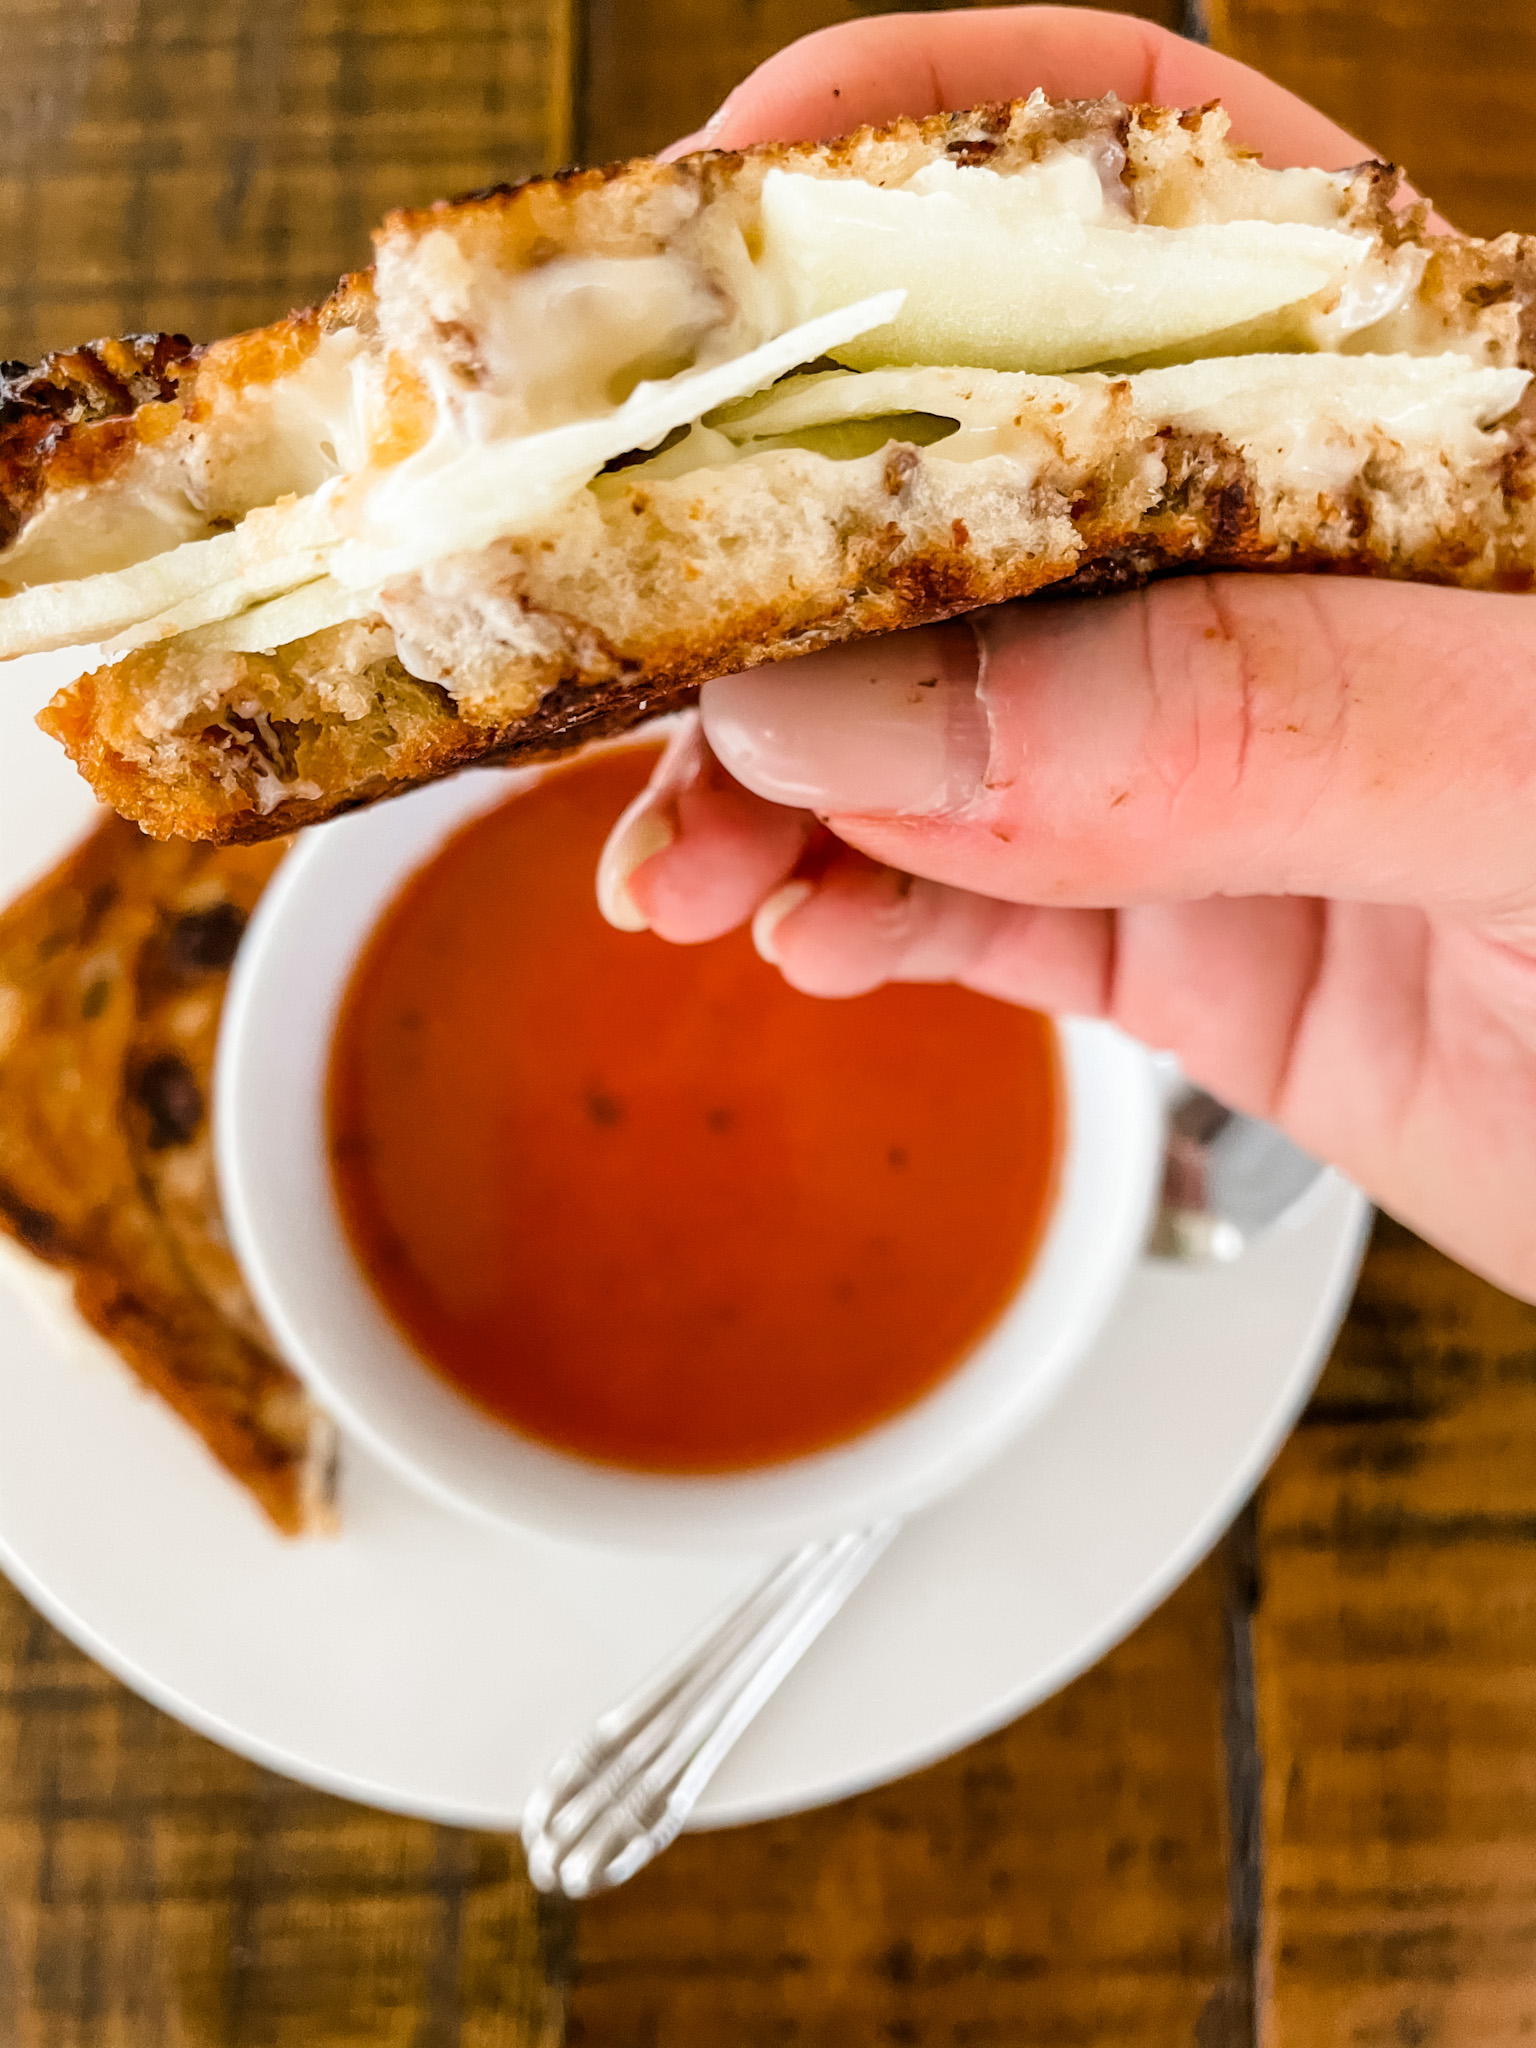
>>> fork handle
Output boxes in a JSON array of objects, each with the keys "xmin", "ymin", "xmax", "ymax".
[{"xmin": 522, "ymin": 1522, "xmax": 898, "ymax": 1897}]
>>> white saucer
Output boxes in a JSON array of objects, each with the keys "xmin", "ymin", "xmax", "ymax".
[{"xmin": 0, "ymin": 653, "xmax": 1370, "ymax": 1829}]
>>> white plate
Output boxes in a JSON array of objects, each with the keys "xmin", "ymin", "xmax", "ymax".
[{"xmin": 0, "ymin": 652, "xmax": 1370, "ymax": 1828}]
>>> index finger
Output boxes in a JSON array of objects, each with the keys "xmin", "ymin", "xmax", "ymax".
[{"xmin": 676, "ymin": 7, "xmax": 1375, "ymax": 173}]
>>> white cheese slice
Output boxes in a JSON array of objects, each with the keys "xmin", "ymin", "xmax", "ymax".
[
  {"xmin": 1123, "ymin": 353, "xmax": 1531, "ymax": 494},
  {"xmin": 1119, "ymin": 352, "xmax": 1530, "ymax": 444},
  {"xmin": 756, "ymin": 164, "xmax": 1378, "ymax": 376},
  {"xmin": 709, "ymin": 353, "xmax": 1530, "ymax": 491}
]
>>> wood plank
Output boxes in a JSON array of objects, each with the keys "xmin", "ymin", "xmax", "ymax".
[
  {"xmin": 1210, "ymin": 0, "xmax": 1536, "ymax": 233},
  {"xmin": 0, "ymin": 0, "xmax": 573, "ymax": 363},
  {"xmin": 0, "ymin": 1572, "xmax": 563, "ymax": 2048},
  {"xmin": 565, "ymin": 1555, "xmax": 1243, "ymax": 2048},
  {"xmin": 579, "ymin": 0, "xmax": 1184, "ymax": 166},
  {"xmin": 1255, "ymin": 1220, "xmax": 1536, "ymax": 2045}
]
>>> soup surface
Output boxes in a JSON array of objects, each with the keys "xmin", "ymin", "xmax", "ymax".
[{"xmin": 329, "ymin": 744, "xmax": 1062, "ymax": 1472}]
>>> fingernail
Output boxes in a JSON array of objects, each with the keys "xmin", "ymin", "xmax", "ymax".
[
  {"xmin": 752, "ymin": 880, "xmax": 813, "ymax": 965},
  {"xmin": 700, "ymin": 625, "xmax": 988, "ymax": 818},
  {"xmin": 595, "ymin": 713, "xmax": 702, "ymax": 929},
  {"xmin": 658, "ymin": 97, "xmax": 734, "ymax": 161},
  {"xmin": 596, "ymin": 790, "xmax": 675, "ymax": 930},
  {"xmin": 694, "ymin": 94, "xmax": 736, "ymax": 145}
]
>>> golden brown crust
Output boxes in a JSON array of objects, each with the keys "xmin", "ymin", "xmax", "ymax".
[
  {"xmin": 381, "ymin": 96, "xmax": 1141, "ymax": 245},
  {"xmin": 41, "ymin": 632, "xmax": 466, "ymax": 841},
  {"xmin": 0, "ymin": 819, "xmax": 336, "ymax": 1532},
  {"xmin": 0, "ymin": 334, "xmax": 198, "ymax": 556},
  {"xmin": 0, "ymin": 272, "xmax": 378, "ymax": 577}
]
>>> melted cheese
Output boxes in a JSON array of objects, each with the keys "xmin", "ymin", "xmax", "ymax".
[
  {"xmin": 1109, "ymin": 354, "xmax": 1530, "ymax": 489},
  {"xmin": 394, "ymin": 236, "xmax": 730, "ymax": 436},
  {"xmin": 710, "ymin": 355, "xmax": 1532, "ymax": 472},
  {"xmin": 333, "ymin": 291, "xmax": 905, "ymax": 577}
]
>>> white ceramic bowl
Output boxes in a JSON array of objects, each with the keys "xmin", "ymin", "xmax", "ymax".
[{"xmin": 216, "ymin": 759, "xmax": 1164, "ymax": 1554}]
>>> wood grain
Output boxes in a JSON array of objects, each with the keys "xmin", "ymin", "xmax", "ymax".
[
  {"xmin": 565, "ymin": 1555, "xmax": 1243, "ymax": 2048},
  {"xmin": 1255, "ymin": 1221, "xmax": 1536, "ymax": 2047},
  {"xmin": 0, "ymin": 1572, "xmax": 562, "ymax": 2048},
  {"xmin": 0, "ymin": 0, "xmax": 572, "ymax": 363},
  {"xmin": 1210, "ymin": 0, "xmax": 1536, "ymax": 234}
]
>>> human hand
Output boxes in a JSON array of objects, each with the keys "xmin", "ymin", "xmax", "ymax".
[{"xmin": 598, "ymin": 9, "xmax": 1536, "ymax": 1302}]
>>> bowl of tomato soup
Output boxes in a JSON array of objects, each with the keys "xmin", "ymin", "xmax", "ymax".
[{"xmin": 217, "ymin": 731, "xmax": 1162, "ymax": 1551}]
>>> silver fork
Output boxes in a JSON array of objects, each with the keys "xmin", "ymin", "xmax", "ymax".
[{"xmin": 523, "ymin": 1522, "xmax": 898, "ymax": 1896}]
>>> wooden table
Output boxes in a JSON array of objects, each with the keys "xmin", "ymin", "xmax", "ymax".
[{"xmin": 3, "ymin": 2, "xmax": 1536, "ymax": 2040}]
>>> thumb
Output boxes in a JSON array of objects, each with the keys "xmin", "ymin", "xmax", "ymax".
[{"xmin": 700, "ymin": 579, "xmax": 1536, "ymax": 924}]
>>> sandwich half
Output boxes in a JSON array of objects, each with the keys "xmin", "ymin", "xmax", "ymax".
[
  {"xmin": 3, "ymin": 93, "xmax": 1535, "ymax": 844},
  {"xmin": 0, "ymin": 817, "xmax": 336, "ymax": 1533}
]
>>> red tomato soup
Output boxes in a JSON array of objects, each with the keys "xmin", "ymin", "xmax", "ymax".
[{"xmin": 328, "ymin": 744, "xmax": 1062, "ymax": 1473}]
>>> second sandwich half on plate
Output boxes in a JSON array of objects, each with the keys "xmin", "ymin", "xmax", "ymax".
[{"xmin": 1, "ymin": 90, "xmax": 1533, "ymax": 844}]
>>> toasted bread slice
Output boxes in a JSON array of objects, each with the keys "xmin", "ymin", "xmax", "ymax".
[
  {"xmin": 4, "ymin": 95, "xmax": 1536, "ymax": 843},
  {"xmin": 0, "ymin": 818, "xmax": 336, "ymax": 1533}
]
